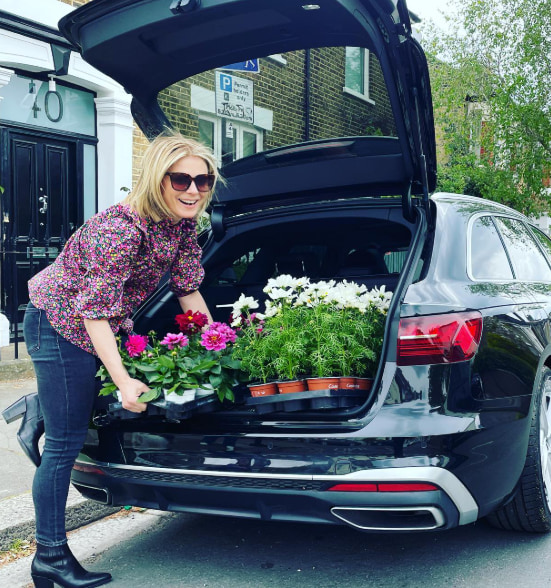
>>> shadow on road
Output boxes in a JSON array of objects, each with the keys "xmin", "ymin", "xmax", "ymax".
[{"xmin": 95, "ymin": 511, "xmax": 551, "ymax": 588}]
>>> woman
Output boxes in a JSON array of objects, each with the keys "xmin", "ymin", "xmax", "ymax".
[{"xmin": 2, "ymin": 132, "xmax": 219, "ymax": 588}]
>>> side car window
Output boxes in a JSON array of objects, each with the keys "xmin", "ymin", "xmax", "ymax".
[{"xmin": 532, "ymin": 226, "xmax": 551, "ymax": 265}]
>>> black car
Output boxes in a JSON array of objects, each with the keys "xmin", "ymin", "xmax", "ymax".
[{"xmin": 59, "ymin": 0, "xmax": 551, "ymax": 533}]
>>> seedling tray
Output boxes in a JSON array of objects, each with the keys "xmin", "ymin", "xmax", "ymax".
[
  {"xmin": 93, "ymin": 393, "xmax": 220, "ymax": 426},
  {"xmin": 245, "ymin": 388, "xmax": 368, "ymax": 414}
]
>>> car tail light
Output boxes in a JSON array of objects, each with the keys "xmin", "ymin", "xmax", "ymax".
[
  {"xmin": 73, "ymin": 463, "xmax": 106, "ymax": 476},
  {"xmin": 397, "ymin": 312, "xmax": 483, "ymax": 366},
  {"xmin": 327, "ymin": 483, "xmax": 439, "ymax": 492}
]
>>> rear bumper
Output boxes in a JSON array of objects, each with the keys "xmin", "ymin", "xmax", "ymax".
[{"xmin": 71, "ymin": 463, "xmax": 478, "ymax": 532}]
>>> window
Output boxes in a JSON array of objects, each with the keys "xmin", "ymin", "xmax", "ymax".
[
  {"xmin": 221, "ymin": 120, "xmax": 262, "ymax": 166},
  {"xmin": 344, "ymin": 47, "xmax": 374, "ymax": 104},
  {"xmin": 494, "ymin": 217, "xmax": 551, "ymax": 281},
  {"xmin": 199, "ymin": 115, "xmax": 262, "ymax": 166},
  {"xmin": 242, "ymin": 131, "xmax": 257, "ymax": 158},
  {"xmin": 198, "ymin": 118, "xmax": 215, "ymax": 151},
  {"xmin": 532, "ymin": 226, "xmax": 551, "ymax": 261},
  {"xmin": 470, "ymin": 216, "xmax": 513, "ymax": 280},
  {"xmin": 384, "ymin": 249, "xmax": 408, "ymax": 274}
]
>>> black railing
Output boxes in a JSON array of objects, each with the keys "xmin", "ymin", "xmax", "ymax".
[{"xmin": 1, "ymin": 239, "xmax": 58, "ymax": 359}]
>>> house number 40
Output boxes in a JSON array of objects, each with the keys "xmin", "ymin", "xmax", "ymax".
[{"xmin": 31, "ymin": 90, "xmax": 64, "ymax": 123}]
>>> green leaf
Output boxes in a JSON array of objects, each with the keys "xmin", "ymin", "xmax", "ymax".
[
  {"xmin": 98, "ymin": 383, "xmax": 118, "ymax": 398},
  {"xmin": 157, "ymin": 356, "xmax": 175, "ymax": 369},
  {"xmin": 137, "ymin": 389, "xmax": 161, "ymax": 403},
  {"xmin": 135, "ymin": 364, "xmax": 159, "ymax": 373}
]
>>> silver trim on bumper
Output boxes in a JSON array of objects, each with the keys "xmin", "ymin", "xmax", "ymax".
[{"xmin": 75, "ymin": 460, "xmax": 479, "ymax": 526}]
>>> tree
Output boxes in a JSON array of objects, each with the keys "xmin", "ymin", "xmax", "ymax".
[{"xmin": 421, "ymin": 0, "xmax": 551, "ymax": 217}]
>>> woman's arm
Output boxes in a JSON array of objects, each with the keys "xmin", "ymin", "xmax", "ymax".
[
  {"xmin": 178, "ymin": 290, "xmax": 213, "ymax": 323},
  {"xmin": 84, "ymin": 318, "xmax": 148, "ymax": 413}
]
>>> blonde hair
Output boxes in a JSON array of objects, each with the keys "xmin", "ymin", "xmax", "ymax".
[{"xmin": 124, "ymin": 131, "xmax": 220, "ymax": 222}]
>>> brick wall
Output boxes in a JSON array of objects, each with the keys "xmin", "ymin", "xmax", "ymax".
[
  {"xmin": 160, "ymin": 47, "xmax": 395, "ymax": 156},
  {"xmin": 57, "ymin": 0, "xmax": 395, "ymax": 183}
]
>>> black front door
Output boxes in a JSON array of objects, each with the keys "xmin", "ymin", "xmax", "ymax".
[{"xmin": 0, "ymin": 128, "xmax": 81, "ymax": 333}]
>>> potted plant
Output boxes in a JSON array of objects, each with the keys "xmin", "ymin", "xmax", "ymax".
[
  {"xmin": 230, "ymin": 295, "xmax": 276, "ymax": 396},
  {"xmin": 231, "ymin": 276, "xmax": 391, "ymax": 395},
  {"xmin": 302, "ymin": 280, "xmax": 388, "ymax": 390},
  {"xmin": 97, "ymin": 312, "xmax": 242, "ymax": 404},
  {"xmin": 231, "ymin": 283, "xmax": 309, "ymax": 393}
]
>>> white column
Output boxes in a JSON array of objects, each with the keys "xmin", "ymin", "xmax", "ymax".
[
  {"xmin": 94, "ymin": 95, "xmax": 134, "ymax": 211},
  {"xmin": 0, "ymin": 66, "xmax": 14, "ymax": 113}
]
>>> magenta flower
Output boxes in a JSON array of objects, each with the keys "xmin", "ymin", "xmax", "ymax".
[
  {"xmin": 200, "ymin": 330, "xmax": 227, "ymax": 351},
  {"xmin": 209, "ymin": 322, "xmax": 237, "ymax": 343},
  {"xmin": 160, "ymin": 332, "xmax": 189, "ymax": 350},
  {"xmin": 125, "ymin": 334, "xmax": 148, "ymax": 357}
]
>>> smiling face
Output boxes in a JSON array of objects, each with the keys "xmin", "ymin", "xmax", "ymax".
[{"xmin": 161, "ymin": 155, "xmax": 210, "ymax": 222}]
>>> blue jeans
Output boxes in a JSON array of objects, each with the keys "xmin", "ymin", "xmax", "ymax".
[{"xmin": 23, "ymin": 302, "xmax": 98, "ymax": 546}]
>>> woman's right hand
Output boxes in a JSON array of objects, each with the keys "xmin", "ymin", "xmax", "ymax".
[
  {"xmin": 83, "ymin": 319, "xmax": 149, "ymax": 413},
  {"xmin": 118, "ymin": 378, "xmax": 149, "ymax": 413}
]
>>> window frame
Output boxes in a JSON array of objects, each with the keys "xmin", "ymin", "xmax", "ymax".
[
  {"xmin": 467, "ymin": 213, "xmax": 515, "ymax": 282},
  {"xmin": 199, "ymin": 114, "xmax": 263, "ymax": 166},
  {"xmin": 343, "ymin": 47, "xmax": 375, "ymax": 105}
]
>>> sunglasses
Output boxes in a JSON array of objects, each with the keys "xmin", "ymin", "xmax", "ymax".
[{"xmin": 165, "ymin": 172, "xmax": 215, "ymax": 193}]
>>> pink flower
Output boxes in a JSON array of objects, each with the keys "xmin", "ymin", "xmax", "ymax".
[
  {"xmin": 200, "ymin": 330, "xmax": 227, "ymax": 351},
  {"xmin": 160, "ymin": 332, "xmax": 189, "ymax": 350},
  {"xmin": 125, "ymin": 334, "xmax": 148, "ymax": 357},
  {"xmin": 209, "ymin": 322, "xmax": 237, "ymax": 343}
]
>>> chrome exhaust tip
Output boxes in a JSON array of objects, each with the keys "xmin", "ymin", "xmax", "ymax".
[
  {"xmin": 72, "ymin": 482, "xmax": 111, "ymax": 505},
  {"xmin": 331, "ymin": 506, "xmax": 445, "ymax": 531}
]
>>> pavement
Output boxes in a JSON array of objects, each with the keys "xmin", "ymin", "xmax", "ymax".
[
  {"xmin": 0, "ymin": 342, "xmax": 35, "ymax": 382},
  {"xmin": 0, "ymin": 347, "xmax": 120, "ymax": 553}
]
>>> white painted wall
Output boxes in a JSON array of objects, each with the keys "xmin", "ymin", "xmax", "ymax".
[{"xmin": 0, "ymin": 0, "xmax": 134, "ymax": 212}]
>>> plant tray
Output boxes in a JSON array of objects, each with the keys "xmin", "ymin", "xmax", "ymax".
[
  {"xmin": 244, "ymin": 388, "xmax": 369, "ymax": 414},
  {"xmin": 93, "ymin": 393, "xmax": 220, "ymax": 426}
]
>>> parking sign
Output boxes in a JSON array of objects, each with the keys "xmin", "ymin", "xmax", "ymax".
[{"xmin": 215, "ymin": 71, "xmax": 254, "ymax": 124}]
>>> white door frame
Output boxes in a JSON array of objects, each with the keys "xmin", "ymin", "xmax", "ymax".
[{"xmin": 0, "ymin": 0, "xmax": 134, "ymax": 213}]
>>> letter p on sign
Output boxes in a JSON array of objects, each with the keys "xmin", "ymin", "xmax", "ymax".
[{"xmin": 220, "ymin": 74, "xmax": 233, "ymax": 92}]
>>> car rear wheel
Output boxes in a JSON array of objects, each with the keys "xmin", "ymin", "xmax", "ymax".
[{"xmin": 487, "ymin": 367, "xmax": 551, "ymax": 532}]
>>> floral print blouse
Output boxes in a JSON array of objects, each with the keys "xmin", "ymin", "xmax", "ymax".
[{"xmin": 28, "ymin": 203, "xmax": 204, "ymax": 355}]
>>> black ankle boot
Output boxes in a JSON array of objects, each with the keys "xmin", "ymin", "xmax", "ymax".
[
  {"xmin": 31, "ymin": 542, "xmax": 112, "ymax": 588},
  {"xmin": 2, "ymin": 392, "xmax": 44, "ymax": 467}
]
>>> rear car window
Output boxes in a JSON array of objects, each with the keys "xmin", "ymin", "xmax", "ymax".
[
  {"xmin": 532, "ymin": 226, "xmax": 551, "ymax": 264},
  {"xmin": 494, "ymin": 217, "xmax": 551, "ymax": 281},
  {"xmin": 470, "ymin": 216, "xmax": 513, "ymax": 280}
]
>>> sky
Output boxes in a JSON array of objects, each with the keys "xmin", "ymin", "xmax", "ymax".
[{"xmin": 406, "ymin": 0, "xmax": 452, "ymax": 31}]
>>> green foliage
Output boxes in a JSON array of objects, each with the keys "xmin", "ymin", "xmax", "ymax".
[
  {"xmin": 304, "ymin": 304, "xmax": 382, "ymax": 378},
  {"xmin": 231, "ymin": 278, "xmax": 390, "ymax": 383},
  {"xmin": 422, "ymin": 0, "xmax": 551, "ymax": 217},
  {"xmin": 97, "ymin": 325, "xmax": 242, "ymax": 404},
  {"xmin": 232, "ymin": 304, "xmax": 309, "ymax": 382}
]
